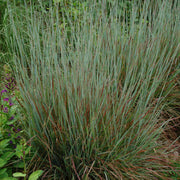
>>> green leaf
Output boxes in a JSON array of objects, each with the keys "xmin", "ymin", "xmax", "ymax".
[
  {"xmin": 0, "ymin": 158, "xmax": 7, "ymax": 168},
  {"xmin": 0, "ymin": 139, "xmax": 9, "ymax": 149},
  {"xmin": 9, "ymin": 105, "xmax": 18, "ymax": 115},
  {"xmin": 0, "ymin": 168, "xmax": 7, "ymax": 175},
  {"xmin": 0, "ymin": 114, "xmax": 7, "ymax": 125},
  {"xmin": 28, "ymin": 170, "xmax": 43, "ymax": 180},
  {"xmin": 1, "ymin": 152, "xmax": 14, "ymax": 161},
  {"xmin": 0, "ymin": 172, "xmax": 8, "ymax": 178},
  {"xmin": 6, "ymin": 119, "xmax": 17, "ymax": 125},
  {"xmin": 25, "ymin": 146, "xmax": 31, "ymax": 155},
  {"xmin": 15, "ymin": 144, "xmax": 23, "ymax": 158},
  {"xmin": 13, "ymin": 172, "xmax": 26, "ymax": 177}
]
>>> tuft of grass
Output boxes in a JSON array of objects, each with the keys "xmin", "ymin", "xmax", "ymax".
[{"xmin": 4, "ymin": 0, "xmax": 180, "ymax": 179}]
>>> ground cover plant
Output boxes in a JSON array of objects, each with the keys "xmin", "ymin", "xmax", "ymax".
[
  {"xmin": 0, "ymin": 70, "xmax": 44, "ymax": 180},
  {"xmin": 2, "ymin": 0, "xmax": 180, "ymax": 179}
]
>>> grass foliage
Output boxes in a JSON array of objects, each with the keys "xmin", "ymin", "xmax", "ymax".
[{"xmin": 4, "ymin": 0, "xmax": 180, "ymax": 179}]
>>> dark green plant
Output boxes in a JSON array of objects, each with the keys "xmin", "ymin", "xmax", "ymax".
[
  {"xmin": 0, "ymin": 74, "xmax": 29, "ymax": 179},
  {"xmin": 0, "ymin": 74, "xmax": 44, "ymax": 180}
]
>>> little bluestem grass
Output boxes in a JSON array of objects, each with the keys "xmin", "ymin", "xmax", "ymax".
[{"xmin": 4, "ymin": 0, "xmax": 180, "ymax": 179}]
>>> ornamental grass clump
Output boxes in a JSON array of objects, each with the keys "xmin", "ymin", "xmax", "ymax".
[{"xmin": 5, "ymin": 0, "xmax": 179, "ymax": 179}]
